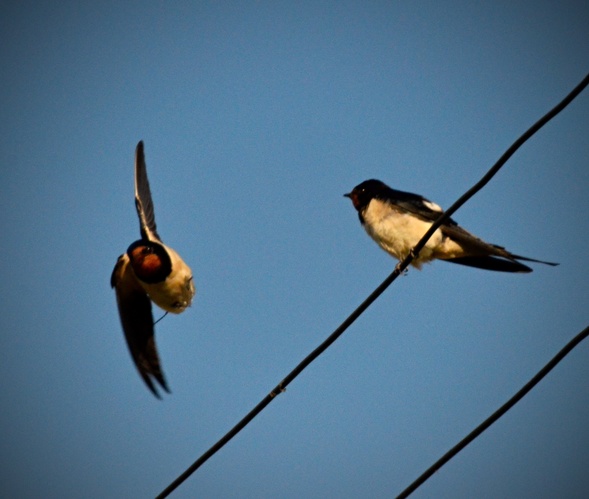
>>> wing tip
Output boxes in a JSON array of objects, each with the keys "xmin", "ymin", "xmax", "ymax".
[
  {"xmin": 444, "ymin": 256, "xmax": 533, "ymax": 273},
  {"xmin": 139, "ymin": 357, "xmax": 171, "ymax": 399},
  {"xmin": 142, "ymin": 374, "xmax": 171, "ymax": 399}
]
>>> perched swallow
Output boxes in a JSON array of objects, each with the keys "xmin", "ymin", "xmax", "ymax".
[
  {"xmin": 111, "ymin": 141, "xmax": 195, "ymax": 398},
  {"xmin": 344, "ymin": 179, "xmax": 558, "ymax": 273}
]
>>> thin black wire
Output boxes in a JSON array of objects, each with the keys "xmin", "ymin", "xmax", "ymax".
[
  {"xmin": 156, "ymin": 72, "xmax": 589, "ymax": 499},
  {"xmin": 396, "ymin": 324, "xmax": 589, "ymax": 499},
  {"xmin": 154, "ymin": 312, "xmax": 168, "ymax": 326}
]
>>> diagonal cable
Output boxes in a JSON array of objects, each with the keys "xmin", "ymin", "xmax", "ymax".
[
  {"xmin": 396, "ymin": 324, "xmax": 589, "ymax": 498},
  {"xmin": 156, "ymin": 71, "xmax": 589, "ymax": 499}
]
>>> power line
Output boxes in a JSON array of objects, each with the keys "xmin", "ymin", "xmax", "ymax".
[
  {"xmin": 396, "ymin": 324, "xmax": 589, "ymax": 498},
  {"xmin": 156, "ymin": 71, "xmax": 589, "ymax": 499}
]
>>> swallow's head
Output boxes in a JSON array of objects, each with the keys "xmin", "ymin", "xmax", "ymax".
[
  {"xmin": 127, "ymin": 240, "xmax": 173, "ymax": 284},
  {"xmin": 344, "ymin": 179, "xmax": 388, "ymax": 212}
]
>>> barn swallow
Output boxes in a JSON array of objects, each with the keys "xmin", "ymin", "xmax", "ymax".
[
  {"xmin": 111, "ymin": 141, "xmax": 195, "ymax": 398},
  {"xmin": 344, "ymin": 179, "xmax": 558, "ymax": 273}
]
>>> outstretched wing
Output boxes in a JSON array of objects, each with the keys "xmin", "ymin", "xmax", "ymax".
[
  {"xmin": 111, "ymin": 254, "xmax": 170, "ymax": 398},
  {"xmin": 134, "ymin": 141, "xmax": 162, "ymax": 242}
]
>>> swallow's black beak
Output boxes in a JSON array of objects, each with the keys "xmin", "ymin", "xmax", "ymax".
[{"xmin": 343, "ymin": 192, "xmax": 351, "ymax": 198}]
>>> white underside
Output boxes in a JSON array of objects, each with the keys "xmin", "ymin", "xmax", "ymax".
[{"xmin": 362, "ymin": 199, "xmax": 465, "ymax": 268}]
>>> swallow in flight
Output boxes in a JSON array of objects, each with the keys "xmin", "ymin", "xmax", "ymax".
[
  {"xmin": 111, "ymin": 141, "xmax": 196, "ymax": 397},
  {"xmin": 344, "ymin": 179, "xmax": 558, "ymax": 273}
]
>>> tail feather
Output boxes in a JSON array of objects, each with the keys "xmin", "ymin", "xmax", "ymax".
[{"xmin": 509, "ymin": 254, "xmax": 559, "ymax": 266}]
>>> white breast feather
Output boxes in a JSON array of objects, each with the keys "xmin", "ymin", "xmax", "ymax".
[{"xmin": 362, "ymin": 199, "xmax": 444, "ymax": 268}]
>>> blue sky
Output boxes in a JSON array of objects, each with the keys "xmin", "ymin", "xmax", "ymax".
[{"xmin": 1, "ymin": 1, "xmax": 588, "ymax": 498}]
